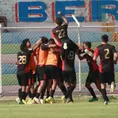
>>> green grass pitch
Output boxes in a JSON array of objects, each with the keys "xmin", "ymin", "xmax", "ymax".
[{"xmin": 0, "ymin": 98, "xmax": 118, "ymax": 118}]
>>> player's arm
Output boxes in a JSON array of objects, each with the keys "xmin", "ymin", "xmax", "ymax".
[
  {"xmin": 113, "ymin": 46, "xmax": 118, "ymax": 64},
  {"xmin": 32, "ymin": 39, "xmax": 42, "ymax": 51},
  {"xmin": 50, "ymin": 47, "xmax": 60, "ymax": 53},
  {"xmin": 93, "ymin": 48, "xmax": 99, "ymax": 61},
  {"xmin": 114, "ymin": 52, "xmax": 118, "ymax": 64},
  {"xmin": 58, "ymin": 11, "xmax": 69, "ymax": 25},
  {"xmin": 52, "ymin": 32, "xmax": 62, "ymax": 47},
  {"xmin": 41, "ymin": 42, "xmax": 58, "ymax": 50}
]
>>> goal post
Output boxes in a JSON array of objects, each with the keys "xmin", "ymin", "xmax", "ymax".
[
  {"xmin": 0, "ymin": 24, "xmax": 3, "ymax": 96},
  {"xmin": 72, "ymin": 15, "xmax": 82, "ymax": 92}
]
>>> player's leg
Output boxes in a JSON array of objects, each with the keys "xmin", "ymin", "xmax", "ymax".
[
  {"xmin": 46, "ymin": 66, "xmax": 58, "ymax": 103},
  {"xmin": 94, "ymin": 78, "xmax": 101, "ymax": 93},
  {"xmin": 99, "ymin": 72, "xmax": 109, "ymax": 105},
  {"xmin": 16, "ymin": 73, "xmax": 22, "ymax": 104},
  {"xmin": 33, "ymin": 66, "xmax": 46, "ymax": 104},
  {"xmin": 66, "ymin": 70, "xmax": 76, "ymax": 103},
  {"xmin": 57, "ymin": 68, "xmax": 67, "ymax": 96},
  {"xmin": 18, "ymin": 73, "xmax": 28, "ymax": 104},
  {"xmin": 110, "ymin": 72, "xmax": 115, "ymax": 93},
  {"xmin": 85, "ymin": 72, "xmax": 98, "ymax": 102}
]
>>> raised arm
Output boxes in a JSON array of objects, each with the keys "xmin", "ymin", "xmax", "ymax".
[{"xmin": 58, "ymin": 11, "xmax": 69, "ymax": 25}]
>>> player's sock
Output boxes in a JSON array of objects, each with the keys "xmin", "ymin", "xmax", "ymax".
[
  {"xmin": 28, "ymin": 91, "xmax": 32, "ymax": 98},
  {"xmin": 65, "ymin": 87, "xmax": 72, "ymax": 99},
  {"xmin": 50, "ymin": 90, "xmax": 55, "ymax": 98},
  {"xmin": 24, "ymin": 92, "xmax": 28, "ymax": 100},
  {"xmin": 87, "ymin": 87, "xmax": 97, "ymax": 98},
  {"xmin": 36, "ymin": 93, "xmax": 40, "ymax": 99},
  {"xmin": 34, "ymin": 85, "xmax": 39, "ymax": 96},
  {"xmin": 21, "ymin": 91, "xmax": 26, "ymax": 100},
  {"xmin": 18, "ymin": 89, "xmax": 22, "ymax": 100},
  {"xmin": 69, "ymin": 86, "xmax": 75, "ymax": 101},
  {"xmin": 46, "ymin": 90, "xmax": 50, "ymax": 98},
  {"xmin": 101, "ymin": 89, "xmax": 109, "ymax": 101},
  {"xmin": 40, "ymin": 87, "xmax": 46, "ymax": 99},
  {"xmin": 60, "ymin": 85, "xmax": 67, "ymax": 96},
  {"xmin": 30, "ymin": 93, "xmax": 35, "ymax": 99}
]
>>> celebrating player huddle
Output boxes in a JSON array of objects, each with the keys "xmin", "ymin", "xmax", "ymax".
[{"xmin": 16, "ymin": 12, "xmax": 118, "ymax": 105}]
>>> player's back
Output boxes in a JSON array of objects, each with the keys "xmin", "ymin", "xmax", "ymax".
[
  {"xmin": 52, "ymin": 24, "xmax": 69, "ymax": 43},
  {"xmin": 61, "ymin": 40, "xmax": 78, "ymax": 71},
  {"xmin": 97, "ymin": 44, "xmax": 115, "ymax": 72},
  {"xmin": 17, "ymin": 51, "xmax": 30, "ymax": 73},
  {"xmin": 46, "ymin": 48, "xmax": 59, "ymax": 66},
  {"xmin": 38, "ymin": 44, "xmax": 48, "ymax": 66}
]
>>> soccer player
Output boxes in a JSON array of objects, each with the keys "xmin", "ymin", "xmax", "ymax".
[
  {"xmin": 57, "ymin": 57, "xmax": 67, "ymax": 97},
  {"xmin": 93, "ymin": 34, "xmax": 117, "ymax": 105},
  {"xmin": 45, "ymin": 38, "xmax": 60, "ymax": 103},
  {"xmin": 16, "ymin": 38, "xmax": 42, "ymax": 104},
  {"xmin": 33, "ymin": 37, "xmax": 57, "ymax": 104},
  {"xmin": 33, "ymin": 37, "xmax": 48, "ymax": 104},
  {"xmin": 52, "ymin": 11, "xmax": 69, "ymax": 47},
  {"xmin": 26, "ymin": 52, "xmax": 37, "ymax": 104},
  {"xmin": 60, "ymin": 39, "xmax": 80, "ymax": 103},
  {"xmin": 78, "ymin": 42, "xmax": 101, "ymax": 102}
]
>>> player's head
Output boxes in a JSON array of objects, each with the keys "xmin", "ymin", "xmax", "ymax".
[
  {"xmin": 55, "ymin": 17, "xmax": 63, "ymax": 26},
  {"xmin": 83, "ymin": 42, "xmax": 91, "ymax": 49},
  {"xmin": 41, "ymin": 36, "xmax": 48, "ymax": 43},
  {"xmin": 101, "ymin": 34, "xmax": 109, "ymax": 43},
  {"xmin": 20, "ymin": 43, "xmax": 25, "ymax": 52},
  {"xmin": 22, "ymin": 38, "xmax": 31, "ymax": 48},
  {"xmin": 48, "ymin": 38, "xmax": 55, "ymax": 44}
]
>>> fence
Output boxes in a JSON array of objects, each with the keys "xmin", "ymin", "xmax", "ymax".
[{"xmin": 0, "ymin": 23, "xmax": 118, "ymax": 96}]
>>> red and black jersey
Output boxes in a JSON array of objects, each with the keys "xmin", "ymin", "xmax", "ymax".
[
  {"xmin": 83, "ymin": 48, "xmax": 98, "ymax": 72},
  {"xmin": 52, "ymin": 23, "xmax": 69, "ymax": 45},
  {"xmin": 94, "ymin": 44, "xmax": 117, "ymax": 73},
  {"xmin": 60, "ymin": 40, "xmax": 79, "ymax": 71},
  {"xmin": 17, "ymin": 50, "xmax": 32, "ymax": 74}
]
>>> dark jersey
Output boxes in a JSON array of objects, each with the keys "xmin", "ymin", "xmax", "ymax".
[
  {"xmin": 52, "ymin": 23, "xmax": 69, "ymax": 44},
  {"xmin": 83, "ymin": 48, "xmax": 98, "ymax": 72},
  {"xmin": 94, "ymin": 44, "xmax": 117, "ymax": 73},
  {"xmin": 17, "ymin": 51, "xmax": 32, "ymax": 73},
  {"xmin": 60, "ymin": 40, "xmax": 79, "ymax": 71}
]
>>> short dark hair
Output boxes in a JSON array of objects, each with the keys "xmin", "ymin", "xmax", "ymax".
[
  {"xmin": 83, "ymin": 42, "xmax": 91, "ymax": 48},
  {"xmin": 41, "ymin": 36, "xmax": 48, "ymax": 43},
  {"xmin": 55, "ymin": 17, "xmax": 63, "ymax": 26},
  {"xmin": 101, "ymin": 34, "xmax": 108, "ymax": 42},
  {"xmin": 21, "ymin": 38, "xmax": 30, "ymax": 49},
  {"xmin": 48, "ymin": 38, "xmax": 55, "ymax": 44}
]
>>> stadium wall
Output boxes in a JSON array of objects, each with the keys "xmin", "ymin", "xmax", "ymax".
[{"xmin": 0, "ymin": 0, "xmax": 118, "ymax": 27}]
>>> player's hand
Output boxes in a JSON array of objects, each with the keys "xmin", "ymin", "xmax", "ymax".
[
  {"xmin": 57, "ymin": 11, "xmax": 62, "ymax": 15},
  {"xmin": 36, "ymin": 39, "xmax": 42, "ymax": 45}
]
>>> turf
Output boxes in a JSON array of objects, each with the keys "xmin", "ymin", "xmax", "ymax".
[{"xmin": 0, "ymin": 99, "xmax": 118, "ymax": 118}]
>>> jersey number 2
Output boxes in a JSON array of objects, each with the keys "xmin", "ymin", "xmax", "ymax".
[{"xmin": 104, "ymin": 49, "xmax": 110, "ymax": 59}]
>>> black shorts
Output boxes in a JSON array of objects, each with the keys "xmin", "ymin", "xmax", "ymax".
[
  {"xmin": 58, "ymin": 68, "xmax": 64, "ymax": 83},
  {"xmin": 99, "ymin": 72, "xmax": 115, "ymax": 85},
  {"xmin": 45, "ymin": 65, "xmax": 58, "ymax": 80},
  {"xmin": 86, "ymin": 70, "xmax": 99, "ymax": 84},
  {"xmin": 36, "ymin": 65, "xmax": 40, "ymax": 81},
  {"xmin": 37, "ymin": 65, "xmax": 46, "ymax": 81},
  {"xmin": 28, "ymin": 73, "xmax": 36, "ymax": 85},
  {"xmin": 17, "ymin": 73, "xmax": 28, "ymax": 86},
  {"xmin": 62, "ymin": 70, "xmax": 76, "ymax": 84}
]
